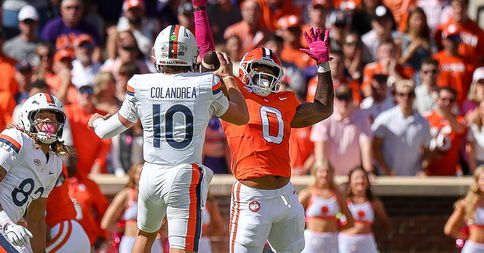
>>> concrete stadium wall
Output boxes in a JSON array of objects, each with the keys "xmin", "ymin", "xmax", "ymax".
[{"xmin": 92, "ymin": 175, "xmax": 472, "ymax": 253}]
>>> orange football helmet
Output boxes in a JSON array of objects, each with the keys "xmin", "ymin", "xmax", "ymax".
[{"xmin": 239, "ymin": 47, "xmax": 284, "ymax": 96}]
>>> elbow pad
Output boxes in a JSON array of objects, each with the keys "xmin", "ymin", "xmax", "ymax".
[{"xmin": 93, "ymin": 114, "xmax": 129, "ymax": 139}]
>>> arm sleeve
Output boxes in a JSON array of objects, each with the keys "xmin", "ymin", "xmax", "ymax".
[
  {"xmin": 93, "ymin": 113, "xmax": 130, "ymax": 139},
  {"xmin": 209, "ymin": 76, "xmax": 229, "ymax": 117},
  {"xmin": 194, "ymin": 9, "xmax": 215, "ymax": 58},
  {"xmin": 0, "ymin": 129, "xmax": 22, "ymax": 172}
]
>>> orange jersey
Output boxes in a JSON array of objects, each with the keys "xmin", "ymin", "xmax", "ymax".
[
  {"xmin": 0, "ymin": 56, "xmax": 18, "ymax": 96},
  {"xmin": 46, "ymin": 167, "xmax": 77, "ymax": 228},
  {"xmin": 64, "ymin": 104, "xmax": 111, "ymax": 177},
  {"xmin": 425, "ymin": 111, "xmax": 466, "ymax": 176},
  {"xmin": 68, "ymin": 176, "xmax": 108, "ymax": 245},
  {"xmin": 222, "ymin": 78, "xmax": 299, "ymax": 180},
  {"xmin": 281, "ymin": 44, "xmax": 315, "ymax": 70},
  {"xmin": 433, "ymin": 51, "xmax": 473, "ymax": 105},
  {"xmin": 224, "ymin": 21, "xmax": 270, "ymax": 54},
  {"xmin": 437, "ymin": 19, "xmax": 484, "ymax": 69},
  {"xmin": 306, "ymin": 76, "xmax": 361, "ymax": 103},
  {"xmin": 0, "ymin": 91, "xmax": 16, "ymax": 131},
  {"xmin": 362, "ymin": 62, "xmax": 414, "ymax": 89},
  {"xmin": 257, "ymin": 0, "xmax": 302, "ymax": 31},
  {"xmin": 289, "ymin": 127, "xmax": 313, "ymax": 170},
  {"xmin": 45, "ymin": 72, "xmax": 78, "ymax": 105}
]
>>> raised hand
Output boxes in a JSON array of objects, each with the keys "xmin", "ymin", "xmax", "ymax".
[
  {"xmin": 300, "ymin": 28, "xmax": 333, "ymax": 64},
  {"xmin": 192, "ymin": 0, "xmax": 207, "ymax": 7}
]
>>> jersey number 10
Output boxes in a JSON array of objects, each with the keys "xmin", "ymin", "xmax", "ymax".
[{"xmin": 152, "ymin": 104, "xmax": 194, "ymax": 149}]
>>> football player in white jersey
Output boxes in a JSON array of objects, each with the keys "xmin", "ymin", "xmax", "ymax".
[
  {"xmin": 88, "ymin": 24, "xmax": 248, "ymax": 253},
  {"xmin": 0, "ymin": 93, "xmax": 66, "ymax": 253}
]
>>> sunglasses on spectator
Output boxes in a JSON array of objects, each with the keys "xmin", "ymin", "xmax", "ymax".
[
  {"xmin": 79, "ymin": 86, "xmax": 94, "ymax": 94},
  {"xmin": 344, "ymin": 41, "xmax": 358, "ymax": 47},
  {"xmin": 336, "ymin": 93, "xmax": 352, "ymax": 101},
  {"xmin": 397, "ymin": 92, "xmax": 415, "ymax": 98},
  {"xmin": 422, "ymin": 69, "xmax": 438, "ymax": 75},
  {"xmin": 64, "ymin": 5, "xmax": 81, "ymax": 10},
  {"xmin": 122, "ymin": 46, "xmax": 138, "ymax": 52},
  {"xmin": 439, "ymin": 97, "xmax": 455, "ymax": 103}
]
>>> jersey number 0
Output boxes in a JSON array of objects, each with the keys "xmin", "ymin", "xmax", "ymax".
[
  {"xmin": 152, "ymin": 104, "xmax": 194, "ymax": 149},
  {"xmin": 260, "ymin": 106, "xmax": 284, "ymax": 144}
]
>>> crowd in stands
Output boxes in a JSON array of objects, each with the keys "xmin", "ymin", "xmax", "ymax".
[{"xmin": 0, "ymin": 0, "xmax": 482, "ymax": 251}]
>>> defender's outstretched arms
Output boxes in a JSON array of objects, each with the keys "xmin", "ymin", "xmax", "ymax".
[
  {"xmin": 291, "ymin": 28, "xmax": 334, "ymax": 128},
  {"xmin": 192, "ymin": 0, "xmax": 215, "ymax": 58}
]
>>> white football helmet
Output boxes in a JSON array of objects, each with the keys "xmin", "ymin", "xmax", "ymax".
[
  {"xmin": 19, "ymin": 93, "xmax": 66, "ymax": 144},
  {"xmin": 151, "ymin": 25, "xmax": 199, "ymax": 72},
  {"xmin": 239, "ymin": 47, "xmax": 284, "ymax": 97}
]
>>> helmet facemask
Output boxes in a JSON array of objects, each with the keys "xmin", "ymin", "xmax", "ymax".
[
  {"xmin": 29, "ymin": 109, "xmax": 65, "ymax": 145},
  {"xmin": 244, "ymin": 62, "xmax": 282, "ymax": 97}
]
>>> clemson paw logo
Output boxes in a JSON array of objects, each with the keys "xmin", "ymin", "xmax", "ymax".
[
  {"xmin": 321, "ymin": 206, "xmax": 329, "ymax": 214},
  {"xmin": 357, "ymin": 210, "xmax": 366, "ymax": 218},
  {"xmin": 249, "ymin": 201, "xmax": 261, "ymax": 212}
]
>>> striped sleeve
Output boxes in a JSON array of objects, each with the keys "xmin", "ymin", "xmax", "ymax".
[
  {"xmin": 0, "ymin": 129, "xmax": 22, "ymax": 172},
  {"xmin": 125, "ymin": 75, "xmax": 137, "ymax": 101}
]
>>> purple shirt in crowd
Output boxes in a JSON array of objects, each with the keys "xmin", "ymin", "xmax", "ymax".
[{"xmin": 41, "ymin": 17, "xmax": 101, "ymax": 49}]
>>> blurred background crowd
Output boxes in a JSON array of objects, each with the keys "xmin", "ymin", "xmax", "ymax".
[{"xmin": 0, "ymin": 0, "xmax": 483, "ymax": 252}]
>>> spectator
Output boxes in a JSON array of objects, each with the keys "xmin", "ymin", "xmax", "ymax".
[
  {"xmin": 466, "ymin": 101, "xmax": 484, "ymax": 173},
  {"xmin": 426, "ymin": 86, "xmax": 466, "ymax": 176},
  {"xmin": 0, "ymin": 29, "xmax": 19, "ymax": 97},
  {"xmin": 433, "ymin": 23, "xmax": 473, "ymax": 106},
  {"xmin": 47, "ymin": 47, "xmax": 78, "ymax": 104},
  {"xmin": 1, "ymin": 0, "xmax": 27, "ymax": 39},
  {"xmin": 224, "ymin": 35, "xmax": 244, "ymax": 75},
  {"xmin": 394, "ymin": 7, "xmax": 433, "ymax": 71},
  {"xmin": 298, "ymin": 160, "xmax": 354, "ymax": 253},
  {"xmin": 279, "ymin": 15, "xmax": 315, "ymax": 70},
  {"xmin": 436, "ymin": 0, "xmax": 484, "ymax": 71},
  {"xmin": 339, "ymin": 167, "xmax": 392, "ymax": 253},
  {"xmin": 462, "ymin": 67, "xmax": 484, "ymax": 116},
  {"xmin": 361, "ymin": 74, "xmax": 395, "ymax": 123},
  {"xmin": 444, "ymin": 166, "xmax": 484, "ymax": 251},
  {"xmin": 361, "ymin": 40, "xmax": 414, "ymax": 96},
  {"xmin": 11, "ymin": 79, "xmax": 51, "ymax": 125},
  {"xmin": 101, "ymin": 30, "xmax": 150, "ymax": 83},
  {"xmin": 34, "ymin": 42, "xmax": 54, "ymax": 81},
  {"xmin": 41, "ymin": 0, "xmax": 101, "ymax": 60},
  {"xmin": 100, "ymin": 163, "xmax": 164, "ymax": 253},
  {"xmin": 289, "ymin": 126, "xmax": 314, "ymax": 176},
  {"xmin": 177, "ymin": 2, "xmax": 195, "ymax": 34},
  {"xmin": 382, "ymin": 0, "xmax": 416, "ymax": 24},
  {"xmin": 342, "ymin": 32, "xmax": 372, "ymax": 82},
  {"xmin": 3, "ymin": 5, "xmax": 42, "ymax": 64},
  {"xmin": 72, "ymin": 34, "xmax": 101, "ymax": 89},
  {"xmin": 64, "ymin": 84, "xmax": 112, "ymax": 176},
  {"xmin": 257, "ymin": 0, "xmax": 302, "ymax": 31},
  {"xmin": 207, "ymin": 0, "xmax": 242, "ymax": 45},
  {"xmin": 301, "ymin": 0, "xmax": 331, "ymax": 48},
  {"xmin": 414, "ymin": 58, "xmax": 440, "ymax": 116},
  {"xmin": 417, "ymin": 0, "xmax": 449, "ymax": 34},
  {"xmin": 264, "ymin": 34, "xmax": 305, "ymax": 96},
  {"xmin": 310, "ymin": 85, "xmax": 373, "ymax": 176},
  {"xmin": 224, "ymin": 0, "xmax": 269, "ymax": 53},
  {"xmin": 362, "ymin": 5, "xmax": 396, "ymax": 61},
  {"xmin": 351, "ymin": 0, "xmax": 382, "ymax": 36},
  {"xmin": 13, "ymin": 61, "xmax": 34, "ymax": 105},
  {"xmin": 308, "ymin": 50, "xmax": 362, "ymax": 103},
  {"xmin": 92, "ymin": 72, "xmax": 119, "ymax": 115},
  {"xmin": 328, "ymin": 10, "xmax": 351, "ymax": 52},
  {"xmin": 116, "ymin": 62, "xmax": 140, "ymax": 101},
  {"xmin": 115, "ymin": 0, "xmax": 159, "ymax": 57},
  {"xmin": 372, "ymin": 80, "xmax": 431, "ymax": 176}
]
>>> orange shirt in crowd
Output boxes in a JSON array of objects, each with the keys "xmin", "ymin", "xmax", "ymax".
[
  {"xmin": 222, "ymin": 78, "xmax": 299, "ymax": 180},
  {"xmin": 425, "ymin": 111, "xmax": 466, "ymax": 176},
  {"xmin": 433, "ymin": 50, "xmax": 472, "ymax": 105},
  {"xmin": 0, "ymin": 92, "xmax": 16, "ymax": 131},
  {"xmin": 289, "ymin": 127, "xmax": 314, "ymax": 171},
  {"xmin": 257, "ymin": 0, "xmax": 302, "ymax": 31},
  {"xmin": 437, "ymin": 19, "xmax": 484, "ymax": 70},
  {"xmin": 46, "ymin": 167, "xmax": 77, "ymax": 228},
  {"xmin": 307, "ymin": 76, "xmax": 362, "ymax": 103},
  {"xmin": 281, "ymin": 44, "xmax": 315, "ymax": 70},
  {"xmin": 64, "ymin": 104, "xmax": 111, "ymax": 177},
  {"xmin": 0, "ymin": 55, "xmax": 18, "ymax": 96},
  {"xmin": 45, "ymin": 72, "xmax": 78, "ymax": 105},
  {"xmin": 224, "ymin": 21, "xmax": 270, "ymax": 54},
  {"xmin": 362, "ymin": 62, "xmax": 414, "ymax": 89},
  {"xmin": 382, "ymin": 0, "xmax": 416, "ymax": 24},
  {"xmin": 68, "ymin": 176, "xmax": 109, "ymax": 246}
]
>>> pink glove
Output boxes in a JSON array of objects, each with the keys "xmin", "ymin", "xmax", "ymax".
[
  {"xmin": 300, "ymin": 28, "xmax": 333, "ymax": 64},
  {"xmin": 192, "ymin": 0, "xmax": 207, "ymax": 7}
]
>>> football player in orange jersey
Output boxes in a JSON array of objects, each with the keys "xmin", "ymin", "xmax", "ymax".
[{"xmin": 192, "ymin": 0, "xmax": 334, "ymax": 251}]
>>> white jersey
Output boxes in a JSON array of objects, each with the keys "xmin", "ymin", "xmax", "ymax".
[
  {"xmin": 0, "ymin": 128, "xmax": 62, "ymax": 222},
  {"xmin": 119, "ymin": 72, "xmax": 229, "ymax": 166}
]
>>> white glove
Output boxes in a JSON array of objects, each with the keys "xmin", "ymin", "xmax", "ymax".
[{"xmin": 3, "ymin": 222, "xmax": 33, "ymax": 247}]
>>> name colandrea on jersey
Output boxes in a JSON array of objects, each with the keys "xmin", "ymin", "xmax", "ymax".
[{"xmin": 150, "ymin": 87, "xmax": 197, "ymax": 99}]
